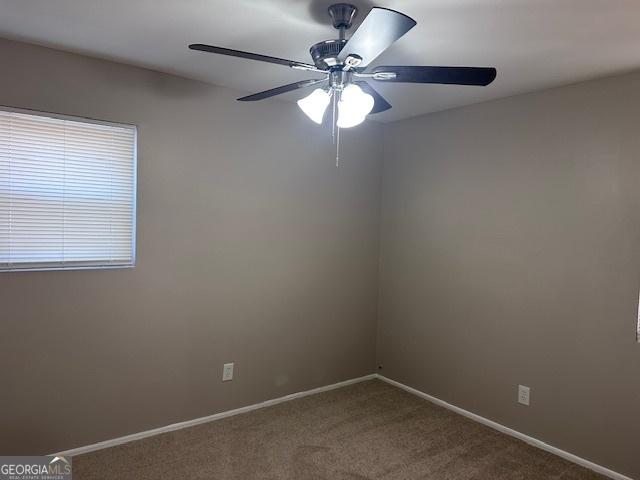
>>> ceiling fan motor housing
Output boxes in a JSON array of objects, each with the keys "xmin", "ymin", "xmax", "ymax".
[{"xmin": 310, "ymin": 39, "xmax": 347, "ymax": 69}]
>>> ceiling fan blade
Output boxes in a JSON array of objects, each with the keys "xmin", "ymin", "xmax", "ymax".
[
  {"xmin": 337, "ymin": 8, "xmax": 416, "ymax": 67},
  {"xmin": 355, "ymin": 82, "xmax": 392, "ymax": 114},
  {"xmin": 237, "ymin": 78, "xmax": 327, "ymax": 102},
  {"xmin": 370, "ymin": 66, "xmax": 497, "ymax": 86},
  {"xmin": 189, "ymin": 44, "xmax": 318, "ymax": 71}
]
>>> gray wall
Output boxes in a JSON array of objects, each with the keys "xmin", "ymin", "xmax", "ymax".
[
  {"xmin": 0, "ymin": 38, "xmax": 383, "ymax": 455},
  {"xmin": 378, "ymin": 72, "xmax": 640, "ymax": 478},
  {"xmin": 3, "ymin": 35, "xmax": 639, "ymax": 478}
]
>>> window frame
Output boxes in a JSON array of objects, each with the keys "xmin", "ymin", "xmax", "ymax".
[{"xmin": 0, "ymin": 105, "xmax": 138, "ymax": 273}]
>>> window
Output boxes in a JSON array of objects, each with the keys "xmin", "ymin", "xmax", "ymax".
[
  {"xmin": 637, "ymin": 291, "xmax": 640, "ymax": 342},
  {"xmin": 0, "ymin": 107, "xmax": 136, "ymax": 271}
]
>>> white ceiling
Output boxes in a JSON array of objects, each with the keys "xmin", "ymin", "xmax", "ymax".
[{"xmin": 1, "ymin": 0, "xmax": 640, "ymax": 122}]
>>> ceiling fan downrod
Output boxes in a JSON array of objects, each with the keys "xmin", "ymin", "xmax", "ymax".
[{"xmin": 328, "ymin": 3, "xmax": 357, "ymax": 40}]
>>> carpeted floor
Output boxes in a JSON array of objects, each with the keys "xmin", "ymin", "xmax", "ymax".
[{"xmin": 74, "ymin": 379, "xmax": 606, "ymax": 479}]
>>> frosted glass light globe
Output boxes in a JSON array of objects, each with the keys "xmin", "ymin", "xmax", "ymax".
[
  {"xmin": 297, "ymin": 88, "xmax": 331, "ymax": 124},
  {"xmin": 337, "ymin": 84, "xmax": 374, "ymax": 128}
]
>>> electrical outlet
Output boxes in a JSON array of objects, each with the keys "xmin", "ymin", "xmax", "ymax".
[
  {"xmin": 518, "ymin": 385, "xmax": 530, "ymax": 406},
  {"xmin": 222, "ymin": 363, "xmax": 234, "ymax": 382}
]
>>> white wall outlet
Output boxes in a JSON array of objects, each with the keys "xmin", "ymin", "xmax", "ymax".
[
  {"xmin": 518, "ymin": 385, "xmax": 530, "ymax": 406},
  {"xmin": 222, "ymin": 362, "xmax": 234, "ymax": 382}
]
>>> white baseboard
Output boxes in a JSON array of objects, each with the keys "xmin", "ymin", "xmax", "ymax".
[
  {"xmin": 375, "ymin": 375, "xmax": 633, "ymax": 480},
  {"xmin": 52, "ymin": 372, "xmax": 633, "ymax": 480},
  {"xmin": 52, "ymin": 374, "xmax": 377, "ymax": 457}
]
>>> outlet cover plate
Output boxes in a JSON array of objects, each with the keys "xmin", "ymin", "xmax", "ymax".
[
  {"xmin": 223, "ymin": 363, "xmax": 234, "ymax": 382},
  {"xmin": 518, "ymin": 384, "xmax": 530, "ymax": 406}
]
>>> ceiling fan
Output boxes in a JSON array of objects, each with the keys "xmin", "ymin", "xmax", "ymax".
[{"xmin": 189, "ymin": 3, "xmax": 496, "ymax": 129}]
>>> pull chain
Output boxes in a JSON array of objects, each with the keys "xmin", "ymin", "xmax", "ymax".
[
  {"xmin": 331, "ymin": 90, "xmax": 336, "ymax": 143},
  {"xmin": 331, "ymin": 89, "xmax": 341, "ymax": 167},
  {"xmin": 336, "ymin": 124, "xmax": 340, "ymax": 167}
]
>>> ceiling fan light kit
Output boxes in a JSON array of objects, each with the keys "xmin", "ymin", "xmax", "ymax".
[
  {"xmin": 189, "ymin": 3, "xmax": 497, "ymax": 159},
  {"xmin": 336, "ymin": 83, "xmax": 374, "ymax": 128},
  {"xmin": 297, "ymin": 70, "xmax": 375, "ymax": 128},
  {"xmin": 297, "ymin": 88, "xmax": 331, "ymax": 124}
]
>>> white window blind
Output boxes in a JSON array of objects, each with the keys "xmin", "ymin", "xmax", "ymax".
[
  {"xmin": 0, "ymin": 108, "xmax": 136, "ymax": 271},
  {"xmin": 637, "ymin": 291, "xmax": 640, "ymax": 343}
]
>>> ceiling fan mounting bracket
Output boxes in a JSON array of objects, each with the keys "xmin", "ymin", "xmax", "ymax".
[
  {"xmin": 343, "ymin": 54, "xmax": 363, "ymax": 70},
  {"xmin": 328, "ymin": 3, "xmax": 358, "ymax": 32}
]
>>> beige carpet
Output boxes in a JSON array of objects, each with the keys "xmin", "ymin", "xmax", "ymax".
[{"xmin": 74, "ymin": 379, "xmax": 605, "ymax": 479}]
